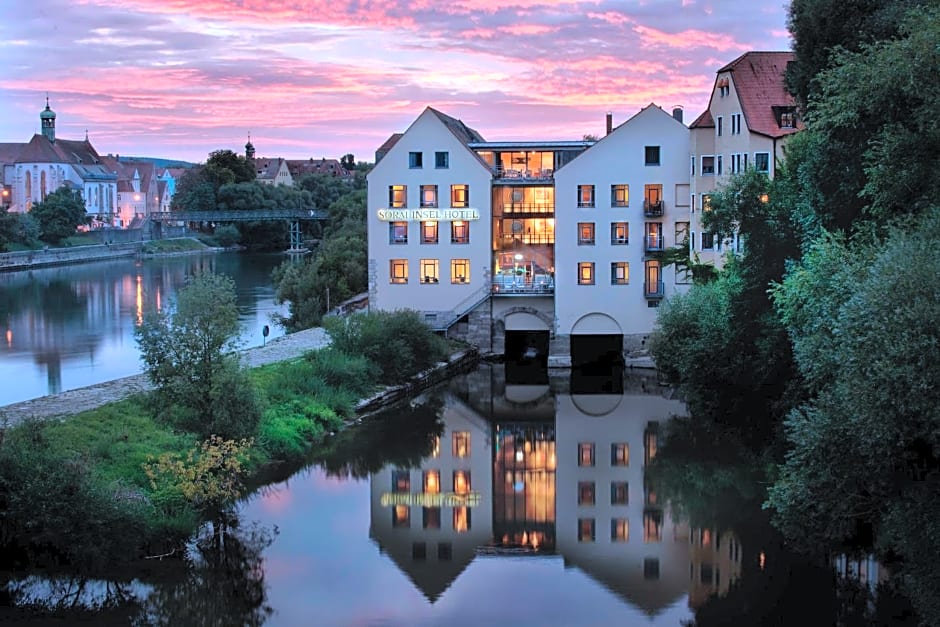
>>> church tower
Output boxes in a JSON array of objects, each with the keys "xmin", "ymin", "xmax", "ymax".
[
  {"xmin": 40, "ymin": 96, "xmax": 56, "ymax": 143},
  {"xmin": 245, "ymin": 133, "xmax": 255, "ymax": 160}
]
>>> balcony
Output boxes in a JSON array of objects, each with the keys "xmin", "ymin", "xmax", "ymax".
[
  {"xmin": 492, "ymin": 273, "xmax": 554, "ymax": 295},
  {"xmin": 645, "ymin": 234, "xmax": 665, "ymax": 252},
  {"xmin": 498, "ymin": 203, "xmax": 554, "ymax": 217},
  {"xmin": 643, "ymin": 200, "xmax": 664, "ymax": 217},
  {"xmin": 497, "ymin": 234, "xmax": 555, "ymax": 246},
  {"xmin": 494, "ymin": 167, "xmax": 554, "ymax": 182},
  {"xmin": 644, "ymin": 281, "xmax": 665, "ymax": 299}
]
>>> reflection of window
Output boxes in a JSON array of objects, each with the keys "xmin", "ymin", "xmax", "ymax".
[
  {"xmin": 578, "ymin": 518, "xmax": 595, "ymax": 543},
  {"xmin": 578, "ymin": 481, "xmax": 595, "ymax": 506},
  {"xmin": 438, "ymin": 542, "xmax": 452, "ymax": 560},
  {"xmin": 611, "ymin": 518, "xmax": 629, "ymax": 542},
  {"xmin": 389, "ymin": 221, "xmax": 407, "ymax": 244},
  {"xmin": 578, "ymin": 262, "xmax": 595, "ymax": 285},
  {"xmin": 611, "ymin": 482, "xmax": 629, "ymax": 505},
  {"xmin": 390, "ymin": 259, "xmax": 408, "ymax": 284},
  {"xmin": 451, "ymin": 258, "xmax": 470, "ymax": 283},
  {"xmin": 453, "ymin": 470, "xmax": 470, "ymax": 494},
  {"xmin": 420, "ymin": 185, "xmax": 438, "ymax": 208},
  {"xmin": 644, "ymin": 511, "xmax": 663, "ymax": 542},
  {"xmin": 421, "ymin": 221, "xmax": 438, "ymax": 244},
  {"xmin": 644, "ymin": 558, "xmax": 660, "ymax": 580},
  {"xmin": 423, "ymin": 470, "xmax": 440, "ymax": 494},
  {"xmin": 423, "ymin": 507, "xmax": 440, "ymax": 529},
  {"xmin": 611, "ymin": 184, "xmax": 629, "ymax": 207},
  {"xmin": 577, "ymin": 184, "xmax": 595, "ymax": 208},
  {"xmin": 578, "ymin": 442, "xmax": 595, "ymax": 467},
  {"xmin": 578, "ymin": 222, "xmax": 595, "ymax": 245},
  {"xmin": 389, "ymin": 185, "xmax": 407, "ymax": 207},
  {"xmin": 409, "ymin": 151, "xmax": 423, "ymax": 168},
  {"xmin": 420, "ymin": 259, "xmax": 439, "ymax": 284},
  {"xmin": 453, "ymin": 432, "xmax": 470, "ymax": 458},
  {"xmin": 451, "ymin": 184, "xmax": 469, "ymax": 208},
  {"xmin": 435, "ymin": 151, "xmax": 449, "ymax": 169},
  {"xmin": 431, "ymin": 436, "xmax": 440, "ymax": 458},
  {"xmin": 611, "ymin": 222, "xmax": 628, "ymax": 245},
  {"xmin": 645, "ymin": 145, "xmax": 661, "ymax": 166},
  {"xmin": 645, "ymin": 422, "xmax": 659, "ymax": 465},
  {"xmin": 393, "ymin": 505, "xmax": 410, "ymax": 528},
  {"xmin": 755, "ymin": 152, "xmax": 770, "ymax": 172},
  {"xmin": 611, "ymin": 262, "xmax": 629, "ymax": 285},
  {"xmin": 453, "ymin": 506, "xmax": 471, "ymax": 532},
  {"xmin": 392, "ymin": 470, "xmax": 410, "ymax": 492},
  {"xmin": 611, "ymin": 443, "xmax": 629, "ymax": 466},
  {"xmin": 412, "ymin": 542, "xmax": 427, "ymax": 561},
  {"xmin": 451, "ymin": 220, "xmax": 469, "ymax": 244}
]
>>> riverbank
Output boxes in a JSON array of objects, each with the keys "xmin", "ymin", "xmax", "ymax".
[{"xmin": 0, "ymin": 241, "xmax": 143, "ymax": 272}]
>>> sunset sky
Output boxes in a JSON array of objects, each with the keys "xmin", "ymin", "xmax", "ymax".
[{"xmin": 1, "ymin": 1, "xmax": 792, "ymax": 164}]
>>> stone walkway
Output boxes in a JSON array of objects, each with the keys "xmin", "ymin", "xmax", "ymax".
[{"xmin": 0, "ymin": 327, "xmax": 331, "ymax": 427}]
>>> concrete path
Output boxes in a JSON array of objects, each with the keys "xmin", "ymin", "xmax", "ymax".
[{"xmin": 0, "ymin": 327, "xmax": 330, "ymax": 427}]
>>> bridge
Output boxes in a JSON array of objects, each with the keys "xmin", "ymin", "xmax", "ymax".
[{"xmin": 149, "ymin": 208, "xmax": 328, "ymax": 251}]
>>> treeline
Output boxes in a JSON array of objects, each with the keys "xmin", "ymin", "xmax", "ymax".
[{"xmin": 651, "ymin": 2, "xmax": 940, "ymax": 621}]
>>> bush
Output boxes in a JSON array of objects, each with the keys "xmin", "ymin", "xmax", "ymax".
[
  {"xmin": 257, "ymin": 400, "xmax": 343, "ymax": 461},
  {"xmin": 214, "ymin": 224, "xmax": 241, "ymax": 247}
]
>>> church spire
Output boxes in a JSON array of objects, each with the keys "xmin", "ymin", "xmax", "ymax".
[
  {"xmin": 245, "ymin": 132, "xmax": 255, "ymax": 160},
  {"xmin": 40, "ymin": 95, "xmax": 57, "ymax": 143}
]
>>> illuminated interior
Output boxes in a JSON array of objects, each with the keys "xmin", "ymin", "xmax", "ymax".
[{"xmin": 492, "ymin": 186, "xmax": 555, "ymax": 293}]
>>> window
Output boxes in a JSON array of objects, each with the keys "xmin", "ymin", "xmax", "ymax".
[
  {"xmin": 389, "ymin": 185, "xmax": 407, "ymax": 208},
  {"xmin": 644, "ymin": 511, "xmax": 663, "ymax": 543},
  {"xmin": 611, "ymin": 222, "xmax": 629, "ymax": 245},
  {"xmin": 423, "ymin": 470, "xmax": 440, "ymax": 494},
  {"xmin": 420, "ymin": 185, "xmax": 438, "ymax": 208},
  {"xmin": 702, "ymin": 194, "xmax": 712, "ymax": 212},
  {"xmin": 578, "ymin": 481, "xmax": 596, "ymax": 506},
  {"xmin": 393, "ymin": 505, "xmax": 410, "ymax": 528},
  {"xmin": 451, "ymin": 258, "xmax": 470, "ymax": 283},
  {"xmin": 645, "ymin": 260, "xmax": 663, "ymax": 297},
  {"xmin": 451, "ymin": 220, "xmax": 469, "ymax": 244},
  {"xmin": 390, "ymin": 259, "xmax": 408, "ymax": 284},
  {"xmin": 453, "ymin": 506, "xmax": 471, "ymax": 532},
  {"xmin": 755, "ymin": 152, "xmax": 769, "ymax": 173},
  {"xmin": 690, "ymin": 155, "xmax": 695, "ymax": 176},
  {"xmin": 611, "ymin": 184, "xmax": 629, "ymax": 207},
  {"xmin": 701, "ymin": 156, "xmax": 715, "ymax": 175},
  {"xmin": 716, "ymin": 155, "xmax": 723, "ymax": 176},
  {"xmin": 577, "ymin": 184, "xmax": 595, "ymax": 208},
  {"xmin": 716, "ymin": 116, "xmax": 723, "ymax": 136},
  {"xmin": 451, "ymin": 184, "xmax": 469, "ymax": 208},
  {"xmin": 577, "ymin": 262, "xmax": 595, "ymax": 285},
  {"xmin": 578, "ymin": 222, "xmax": 595, "ymax": 245},
  {"xmin": 645, "ymin": 145, "xmax": 661, "ymax": 166},
  {"xmin": 435, "ymin": 151, "xmax": 449, "ymax": 169},
  {"xmin": 453, "ymin": 431, "xmax": 470, "ymax": 458},
  {"xmin": 389, "ymin": 221, "xmax": 407, "ymax": 244},
  {"xmin": 578, "ymin": 442, "xmax": 595, "ymax": 466},
  {"xmin": 611, "ymin": 482, "xmax": 629, "ymax": 505},
  {"xmin": 578, "ymin": 518, "xmax": 596, "ymax": 543},
  {"xmin": 611, "ymin": 262, "xmax": 629, "ymax": 285},
  {"xmin": 421, "ymin": 221, "xmax": 438, "ymax": 244},
  {"xmin": 702, "ymin": 232, "xmax": 715, "ymax": 250},
  {"xmin": 675, "ymin": 222, "xmax": 690, "ymax": 247},
  {"xmin": 409, "ymin": 151, "xmax": 423, "ymax": 168},
  {"xmin": 731, "ymin": 113, "xmax": 742, "ymax": 135},
  {"xmin": 781, "ymin": 111, "xmax": 795, "ymax": 128},
  {"xmin": 423, "ymin": 508, "xmax": 440, "ymax": 530},
  {"xmin": 420, "ymin": 259, "xmax": 439, "ymax": 284},
  {"xmin": 453, "ymin": 470, "xmax": 470, "ymax": 494},
  {"xmin": 392, "ymin": 469, "xmax": 410, "ymax": 492},
  {"xmin": 611, "ymin": 519, "xmax": 629, "ymax": 543},
  {"xmin": 611, "ymin": 443, "xmax": 629, "ymax": 466},
  {"xmin": 645, "ymin": 222, "xmax": 663, "ymax": 250}
]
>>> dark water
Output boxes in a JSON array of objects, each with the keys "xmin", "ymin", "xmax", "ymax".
[
  {"xmin": 0, "ymin": 365, "xmax": 907, "ymax": 626},
  {"xmin": 0, "ymin": 252, "xmax": 290, "ymax": 406}
]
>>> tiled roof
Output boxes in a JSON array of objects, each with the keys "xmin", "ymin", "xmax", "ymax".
[
  {"xmin": 254, "ymin": 157, "xmax": 287, "ymax": 179},
  {"xmin": 0, "ymin": 142, "xmax": 25, "ymax": 164},
  {"xmin": 720, "ymin": 51, "xmax": 801, "ymax": 138},
  {"xmin": 286, "ymin": 158, "xmax": 351, "ymax": 177},
  {"xmin": 375, "ymin": 133, "xmax": 403, "ymax": 161},
  {"xmin": 689, "ymin": 110, "xmax": 714, "ymax": 129},
  {"xmin": 15, "ymin": 135, "xmax": 63, "ymax": 163},
  {"xmin": 428, "ymin": 108, "xmax": 485, "ymax": 144}
]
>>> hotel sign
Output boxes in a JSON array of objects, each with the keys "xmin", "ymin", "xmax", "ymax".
[
  {"xmin": 376, "ymin": 208, "xmax": 480, "ymax": 222},
  {"xmin": 380, "ymin": 491, "xmax": 482, "ymax": 508}
]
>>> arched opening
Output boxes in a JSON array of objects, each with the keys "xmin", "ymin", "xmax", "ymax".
[
  {"xmin": 503, "ymin": 309, "xmax": 550, "ymax": 384},
  {"xmin": 570, "ymin": 313, "xmax": 624, "ymax": 391}
]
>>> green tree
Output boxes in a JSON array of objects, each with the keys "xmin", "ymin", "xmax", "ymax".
[
  {"xmin": 206, "ymin": 149, "xmax": 256, "ymax": 184},
  {"xmin": 135, "ymin": 273, "xmax": 260, "ymax": 439},
  {"xmin": 340, "ymin": 153, "xmax": 355, "ymax": 171},
  {"xmin": 28, "ymin": 188, "xmax": 88, "ymax": 244}
]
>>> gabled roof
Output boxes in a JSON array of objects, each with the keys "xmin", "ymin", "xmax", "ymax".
[
  {"xmin": 286, "ymin": 158, "xmax": 351, "ymax": 178},
  {"xmin": 689, "ymin": 110, "xmax": 714, "ymax": 129},
  {"xmin": 0, "ymin": 143, "xmax": 25, "ymax": 164},
  {"xmin": 254, "ymin": 157, "xmax": 289, "ymax": 180},
  {"xmin": 15, "ymin": 135, "xmax": 63, "ymax": 163},
  {"xmin": 427, "ymin": 108, "xmax": 485, "ymax": 145},
  {"xmin": 719, "ymin": 51, "xmax": 801, "ymax": 138}
]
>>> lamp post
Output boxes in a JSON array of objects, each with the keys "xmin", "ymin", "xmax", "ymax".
[{"xmin": 514, "ymin": 253, "xmax": 523, "ymax": 288}]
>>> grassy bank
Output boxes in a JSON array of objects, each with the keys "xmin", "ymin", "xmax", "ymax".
[{"xmin": 140, "ymin": 237, "xmax": 211, "ymax": 254}]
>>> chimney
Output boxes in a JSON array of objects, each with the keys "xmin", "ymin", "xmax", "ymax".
[
  {"xmin": 606, "ymin": 112, "xmax": 613, "ymax": 136},
  {"xmin": 672, "ymin": 106, "xmax": 684, "ymax": 123}
]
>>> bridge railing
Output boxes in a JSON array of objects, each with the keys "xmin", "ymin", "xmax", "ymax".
[{"xmin": 149, "ymin": 208, "xmax": 326, "ymax": 222}]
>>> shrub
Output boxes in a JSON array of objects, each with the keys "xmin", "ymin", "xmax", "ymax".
[{"xmin": 214, "ymin": 224, "xmax": 241, "ymax": 247}]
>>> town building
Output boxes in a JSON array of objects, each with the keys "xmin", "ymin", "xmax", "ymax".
[{"xmin": 287, "ymin": 157, "xmax": 352, "ymax": 179}]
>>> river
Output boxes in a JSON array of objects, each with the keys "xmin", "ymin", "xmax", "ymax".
[{"xmin": 0, "ymin": 252, "xmax": 291, "ymax": 407}]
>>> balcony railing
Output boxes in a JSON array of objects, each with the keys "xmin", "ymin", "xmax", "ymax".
[
  {"xmin": 498, "ymin": 204, "xmax": 554, "ymax": 216},
  {"xmin": 644, "ymin": 281, "xmax": 665, "ymax": 298},
  {"xmin": 645, "ymin": 235, "xmax": 664, "ymax": 251},
  {"xmin": 494, "ymin": 167, "xmax": 554, "ymax": 181},
  {"xmin": 497, "ymin": 234, "xmax": 555, "ymax": 245},
  {"xmin": 492, "ymin": 274, "xmax": 554, "ymax": 295},
  {"xmin": 643, "ymin": 200, "xmax": 664, "ymax": 217}
]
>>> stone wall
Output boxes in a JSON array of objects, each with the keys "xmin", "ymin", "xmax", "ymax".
[{"xmin": 0, "ymin": 242, "xmax": 142, "ymax": 272}]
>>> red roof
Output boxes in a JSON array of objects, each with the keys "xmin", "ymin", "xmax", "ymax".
[
  {"xmin": 719, "ymin": 51, "xmax": 801, "ymax": 138},
  {"xmin": 689, "ymin": 110, "xmax": 714, "ymax": 129}
]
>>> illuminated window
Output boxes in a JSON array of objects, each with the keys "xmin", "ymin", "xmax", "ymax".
[
  {"xmin": 577, "ymin": 185, "xmax": 595, "ymax": 208},
  {"xmin": 451, "ymin": 259, "xmax": 470, "ymax": 283},
  {"xmin": 578, "ymin": 518, "xmax": 595, "ymax": 543},
  {"xmin": 423, "ymin": 470, "xmax": 440, "ymax": 494},
  {"xmin": 702, "ymin": 194, "xmax": 712, "ymax": 212},
  {"xmin": 421, "ymin": 221, "xmax": 438, "ymax": 244},
  {"xmin": 409, "ymin": 151, "xmax": 423, "ymax": 168},
  {"xmin": 412, "ymin": 542, "xmax": 427, "ymax": 561},
  {"xmin": 420, "ymin": 259, "xmax": 439, "ymax": 284},
  {"xmin": 577, "ymin": 222, "xmax": 595, "ymax": 245},
  {"xmin": 577, "ymin": 262, "xmax": 595, "ymax": 286},
  {"xmin": 393, "ymin": 505, "xmax": 410, "ymax": 528},
  {"xmin": 423, "ymin": 508, "xmax": 440, "ymax": 529},
  {"xmin": 644, "ymin": 557, "xmax": 660, "ymax": 579},
  {"xmin": 755, "ymin": 152, "xmax": 770, "ymax": 173},
  {"xmin": 578, "ymin": 481, "xmax": 595, "ymax": 506},
  {"xmin": 611, "ymin": 184, "xmax": 629, "ymax": 207},
  {"xmin": 420, "ymin": 185, "xmax": 438, "ymax": 208},
  {"xmin": 644, "ymin": 422, "xmax": 659, "ymax": 465},
  {"xmin": 453, "ymin": 470, "xmax": 470, "ymax": 495},
  {"xmin": 701, "ymin": 156, "xmax": 715, "ymax": 175},
  {"xmin": 644, "ymin": 511, "xmax": 663, "ymax": 542},
  {"xmin": 389, "ymin": 221, "xmax": 407, "ymax": 244},
  {"xmin": 453, "ymin": 506, "xmax": 471, "ymax": 532},
  {"xmin": 611, "ymin": 518, "xmax": 629, "ymax": 542},
  {"xmin": 451, "ymin": 221, "xmax": 469, "ymax": 244},
  {"xmin": 451, "ymin": 184, "xmax": 469, "ymax": 208},
  {"xmin": 645, "ymin": 145, "xmax": 660, "ymax": 166},
  {"xmin": 611, "ymin": 443, "xmax": 629, "ymax": 466},
  {"xmin": 435, "ymin": 151, "xmax": 449, "ymax": 169},
  {"xmin": 453, "ymin": 431, "xmax": 470, "ymax": 458},
  {"xmin": 611, "ymin": 262, "xmax": 629, "ymax": 285},
  {"xmin": 390, "ymin": 259, "xmax": 408, "ymax": 284},
  {"xmin": 646, "ymin": 223, "xmax": 663, "ymax": 251},
  {"xmin": 611, "ymin": 222, "xmax": 628, "ymax": 245},
  {"xmin": 392, "ymin": 470, "xmax": 410, "ymax": 492},
  {"xmin": 578, "ymin": 442, "xmax": 595, "ymax": 467},
  {"xmin": 389, "ymin": 184, "xmax": 407, "ymax": 207},
  {"xmin": 610, "ymin": 481, "xmax": 629, "ymax": 505}
]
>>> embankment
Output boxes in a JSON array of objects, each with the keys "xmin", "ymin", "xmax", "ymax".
[{"xmin": 0, "ymin": 242, "xmax": 143, "ymax": 272}]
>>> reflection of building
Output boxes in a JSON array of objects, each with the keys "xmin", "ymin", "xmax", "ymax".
[{"xmin": 688, "ymin": 528, "xmax": 743, "ymax": 608}]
